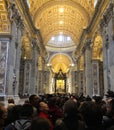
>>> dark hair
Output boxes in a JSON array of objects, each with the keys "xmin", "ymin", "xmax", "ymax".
[
  {"xmin": 8, "ymin": 98, "xmax": 14, "ymax": 104},
  {"xmin": 79, "ymin": 101, "xmax": 102, "ymax": 127},
  {"xmin": 63, "ymin": 99, "xmax": 79, "ymax": 130},
  {"xmin": 31, "ymin": 117, "xmax": 50, "ymax": 130},
  {"xmin": 19, "ymin": 104, "xmax": 33, "ymax": 117},
  {"xmin": 29, "ymin": 95, "xmax": 38, "ymax": 103}
]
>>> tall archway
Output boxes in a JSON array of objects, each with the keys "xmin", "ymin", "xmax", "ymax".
[
  {"xmin": 92, "ymin": 35, "xmax": 104, "ymax": 96},
  {"xmin": 18, "ymin": 35, "xmax": 32, "ymax": 97}
]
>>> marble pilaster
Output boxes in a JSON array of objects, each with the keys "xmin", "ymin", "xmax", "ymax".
[
  {"xmin": 37, "ymin": 56, "xmax": 45, "ymax": 94},
  {"xmin": 23, "ymin": 60, "xmax": 31, "ymax": 96},
  {"xmin": 92, "ymin": 60, "xmax": 100, "ymax": 95},
  {"xmin": 4, "ymin": 1, "xmax": 24, "ymax": 101},
  {"xmin": 99, "ymin": 2, "xmax": 114, "ymax": 93},
  {"xmin": 0, "ymin": 37, "xmax": 10, "ymax": 100},
  {"xmin": 29, "ymin": 40, "xmax": 39, "ymax": 95},
  {"xmin": 77, "ymin": 59, "xmax": 84, "ymax": 95},
  {"xmin": 85, "ymin": 40, "xmax": 93, "ymax": 96},
  {"xmin": 71, "ymin": 71, "xmax": 78, "ymax": 94}
]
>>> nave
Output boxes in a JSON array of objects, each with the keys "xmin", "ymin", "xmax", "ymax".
[
  {"xmin": 0, "ymin": 0, "xmax": 114, "ymax": 106},
  {"xmin": 0, "ymin": 0, "xmax": 114, "ymax": 129}
]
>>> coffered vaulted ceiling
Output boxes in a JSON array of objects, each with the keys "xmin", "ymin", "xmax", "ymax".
[
  {"xmin": 0, "ymin": 0, "xmax": 9, "ymax": 33},
  {"xmin": 30, "ymin": 0, "xmax": 94, "ymax": 45},
  {"xmin": 30, "ymin": 0, "xmax": 95, "ymax": 72},
  {"xmin": 0, "ymin": 1, "xmax": 101, "ymax": 73}
]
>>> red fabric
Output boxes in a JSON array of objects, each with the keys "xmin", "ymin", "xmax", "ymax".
[
  {"xmin": 39, "ymin": 111, "xmax": 49, "ymax": 119},
  {"xmin": 38, "ymin": 111, "xmax": 53, "ymax": 130}
]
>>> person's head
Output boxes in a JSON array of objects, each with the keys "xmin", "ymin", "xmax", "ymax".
[
  {"xmin": 39, "ymin": 102, "xmax": 49, "ymax": 112},
  {"xmin": 19, "ymin": 104, "xmax": 33, "ymax": 118},
  {"xmin": 8, "ymin": 98, "xmax": 15, "ymax": 109},
  {"xmin": 79, "ymin": 101, "xmax": 102, "ymax": 127},
  {"xmin": 29, "ymin": 95, "xmax": 39, "ymax": 107},
  {"xmin": 63, "ymin": 99, "xmax": 78, "ymax": 118},
  {"xmin": 8, "ymin": 98, "xmax": 15, "ymax": 104},
  {"xmin": 106, "ymin": 98, "xmax": 114, "ymax": 116},
  {"xmin": 31, "ymin": 117, "xmax": 51, "ymax": 130}
]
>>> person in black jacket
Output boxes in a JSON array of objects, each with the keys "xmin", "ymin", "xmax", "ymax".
[{"xmin": 54, "ymin": 99, "xmax": 85, "ymax": 130}]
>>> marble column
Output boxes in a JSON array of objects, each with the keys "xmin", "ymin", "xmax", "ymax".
[
  {"xmin": 0, "ymin": 37, "xmax": 10, "ymax": 100},
  {"xmin": 43, "ymin": 70, "xmax": 50, "ymax": 93},
  {"xmin": 110, "ymin": 9, "xmax": 114, "ymax": 91},
  {"xmin": 71, "ymin": 70, "xmax": 77, "ymax": 94},
  {"xmin": 85, "ymin": 40, "xmax": 93, "ymax": 96},
  {"xmin": 37, "ymin": 56, "xmax": 45, "ymax": 94},
  {"xmin": 23, "ymin": 60, "xmax": 31, "ymax": 96},
  {"xmin": 100, "ymin": 2, "xmax": 114, "ymax": 93},
  {"xmin": 5, "ymin": 2, "xmax": 24, "ymax": 101},
  {"xmin": 83, "ymin": 51, "xmax": 86, "ymax": 96},
  {"xmin": 77, "ymin": 59, "xmax": 82, "ymax": 95},
  {"xmin": 92, "ymin": 60, "xmax": 100, "ymax": 95},
  {"xmin": 29, "ymin": 40, "xmax": 39, "ymax": 95}
]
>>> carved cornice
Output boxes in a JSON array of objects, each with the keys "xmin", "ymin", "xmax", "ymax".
[
  {"xmin": 0, "ymin": 34, "xmax": 11, "ymax": 39},
  {"xmin": 18, "ymin": 0, "xmax": 36, "ymax": 34},
  {"xmin": 87, "ymin": 0, "xmax": 104, "ymax": 31}
]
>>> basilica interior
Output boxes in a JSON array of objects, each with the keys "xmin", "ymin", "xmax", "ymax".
[{"xmin": 0, "ymin": 0, "xmax": 114, "ymax": 101}]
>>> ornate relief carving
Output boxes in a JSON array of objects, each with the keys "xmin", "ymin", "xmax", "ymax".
[
  {"xmin": 85, "ymin": 38, "xmax": 92, "ymax": 50},
  {"xmin": 100, "ymin": 3, "xmax": 113, "ymax": 28},
  {"xmin": 7, "ymin": 1, "xmax": 24, "ymax": 30},
  {"xmin": 0, "ymin": 41, "xmax": 8, "ymax": 94},
  {"xmin": 112, "ymin": 7, "xmax": 114, "ymax": 41}
]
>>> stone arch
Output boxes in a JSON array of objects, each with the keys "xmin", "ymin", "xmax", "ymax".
[
  {"xmin": 92, "ymin": 34, "xmax": 103, "ymax": 60},
  {"xmin": 49, "ymin": 53, "xmax": 72, "ymax": 73}
]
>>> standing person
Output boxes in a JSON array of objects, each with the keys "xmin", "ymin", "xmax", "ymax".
[
  {"xmin": 0, "ymin": 103, "xmax": 7, "ymax": 130},
  {"xmin": 4, "ymin": 104, "xmax": 33, "ymax": 130},
  {"xmin": 54, "ymin": 99, "xmax": 85, "ymax": 130},
  {"xmin": 38, "ymin": 102, "xmax": 53, "ymax": 130},
  {"xmin": 30, "ymin": 117, "xmax": 51, "ymax": 130},
  {"xmin": 79, "ymin": 101, "xmax": 104, "ymax": 130},
  {"xmin": 48, "ymin": 97, "xmax": 63, "ymax": 125},
  {"xmin": 29, "ymin": 94, "xmax": 39, "ymax": 117}
]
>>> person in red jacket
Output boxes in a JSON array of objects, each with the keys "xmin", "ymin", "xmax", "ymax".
[{"xmin": 38, "ymin": 101, "xmax": 53, "ymax": 130}]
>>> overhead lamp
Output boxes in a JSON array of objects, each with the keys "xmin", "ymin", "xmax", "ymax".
[
  {"xmin": 47, "ymin": 63, "xmax": 51, "ymax": 66},
  {"xmin": 60, "ymin": 32, "xmax": 63, "ymax": 34},
  {"xmin": 59, "ymin": 21, "xmax": 64, "ymax": 24},
  {"xmin": 24, "ymin": 56, "xmax": 26, "ymax": 60},
  {"xmin": 59, "ymin": 8, "xmax": 64, "ymax": 13},
  {"xmin": 51, "ymin": 37, "xmax": 55, "ymax": 40}
]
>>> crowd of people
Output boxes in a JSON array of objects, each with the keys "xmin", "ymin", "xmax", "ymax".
[{"xmin": 0, "ymin": 90, "xmax": 114, "ymax": 130}]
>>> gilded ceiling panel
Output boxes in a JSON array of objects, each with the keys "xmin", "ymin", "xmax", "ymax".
[
  {"xmin": 30, "ymin": 0, "xmax": 94, "ymax": 72},
  {"xmin": 34, "ymin": 4, "xmax": 88, "ymax": 44},
  {"xmin": 0, "ymin": 0, "xmax": 10, "ymax": 33},
  {"xmin": 30, "ymin": 0, "xmax": 94, "ymax": 44},
  {"xmin": 30, "ymin": 0, "xmax": 94, "ymax": 19}
]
